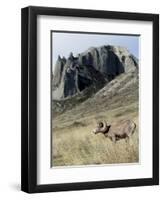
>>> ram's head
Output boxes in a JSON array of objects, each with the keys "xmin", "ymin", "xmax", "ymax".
[{"xmin": 92, "ymin": 121, "xmax": 110, "ymax": 134}]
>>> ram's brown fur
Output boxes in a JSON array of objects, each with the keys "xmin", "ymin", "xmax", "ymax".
[{"xmin": 93, "ymin": 120, "xmax": 136, "ymax": 142}]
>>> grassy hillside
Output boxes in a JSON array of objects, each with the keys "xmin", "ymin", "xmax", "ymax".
[{"xmin": 52, "ymin": 71, "xmax": 139, "ymax": 166}]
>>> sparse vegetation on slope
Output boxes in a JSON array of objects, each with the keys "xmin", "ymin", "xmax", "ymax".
[{"xmin": 52, "ymin": 71, "xmax": 139, "ymax": 166}]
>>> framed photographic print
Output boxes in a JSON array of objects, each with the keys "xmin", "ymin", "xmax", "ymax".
[{"xmin": 21, "ymin": 6, "xmax": 159, "ymax": 193}]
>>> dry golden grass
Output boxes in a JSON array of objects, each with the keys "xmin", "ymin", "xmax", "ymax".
[
  {"xmin": 52, "ymin": 103, "xmax": 139, "ymax": 167},
  {"xmin": 52, "ymin": 71, "xmax": 139, "ymax": 166}
]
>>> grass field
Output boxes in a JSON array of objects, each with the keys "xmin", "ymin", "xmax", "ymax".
[
  {"xmin": 52, "ymin": 103, "xmax": 139, "ymax": 166},
  {"xmin": 52, "ymin": 72, "xmax": 139, "ymax": 167}
]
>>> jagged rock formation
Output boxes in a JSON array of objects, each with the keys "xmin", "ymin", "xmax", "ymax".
[{"xmin": 52, "ymin": 45, "xmax": 138, "ymax": 100}]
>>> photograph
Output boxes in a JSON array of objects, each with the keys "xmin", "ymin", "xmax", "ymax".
[
  {"xmin": 51, "ymin": 31, "xmax": 139, "ymax": 167},
  {"xmin": 21, "ymin": 6, "xmax": 159, "ymax": 193}
]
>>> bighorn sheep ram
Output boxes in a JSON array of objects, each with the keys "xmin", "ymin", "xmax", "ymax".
[{"xmin": 93, "ymin": 120, "xmax": 136, "ymax": 142}]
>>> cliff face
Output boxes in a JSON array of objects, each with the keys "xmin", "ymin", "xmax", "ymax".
[{"xmin": 52, "ymin": 45, "xmax": 138, "ymax": 100}]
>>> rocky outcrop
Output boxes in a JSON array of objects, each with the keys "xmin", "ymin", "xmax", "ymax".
[{"xmin": 52, "ymin": 45, "xmax": 138, "ymax": 100}]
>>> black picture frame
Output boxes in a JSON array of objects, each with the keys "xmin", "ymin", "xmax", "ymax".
[{"xmin": 21, "ymin": 6, "xmax": 159, "ymax": 193}]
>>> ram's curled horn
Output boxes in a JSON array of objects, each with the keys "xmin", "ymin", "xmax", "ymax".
[{"xmin": 99, "ymin": 121, "xmax": 108, "ymax": 133}]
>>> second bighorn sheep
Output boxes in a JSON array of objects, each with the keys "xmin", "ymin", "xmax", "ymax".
[{"xmin": 93, "ymin": 120, "xmax": 136, "ymax": 142}]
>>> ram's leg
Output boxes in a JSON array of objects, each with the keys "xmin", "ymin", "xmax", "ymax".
[
  {"xmin": 104, "ymin": 133, "xmax": 108, "ymax": 138},
  {"xmin": 125, "ymin": 136, "xmax": 129, "ymax": 143},
  {"xmin": 111, "ymin": 136, "xmax": 116, "ymax": 143}
]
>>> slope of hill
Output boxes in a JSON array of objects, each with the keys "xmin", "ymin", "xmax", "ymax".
[
  {"xmin": 52, "ymin": 71, "xmax": 138, "ymax": 129},
  {"xmin": 52, "ymin": 71, "xmax": 139, "ymax": 166},
  {"xmin": 52, "ymin": 44, "xmax": 139, "ymax": 167}
]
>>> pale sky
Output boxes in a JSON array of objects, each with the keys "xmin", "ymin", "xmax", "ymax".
[{"xmin": 52, "ymin": 32, "xmax": 139, "ymax": 67}]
